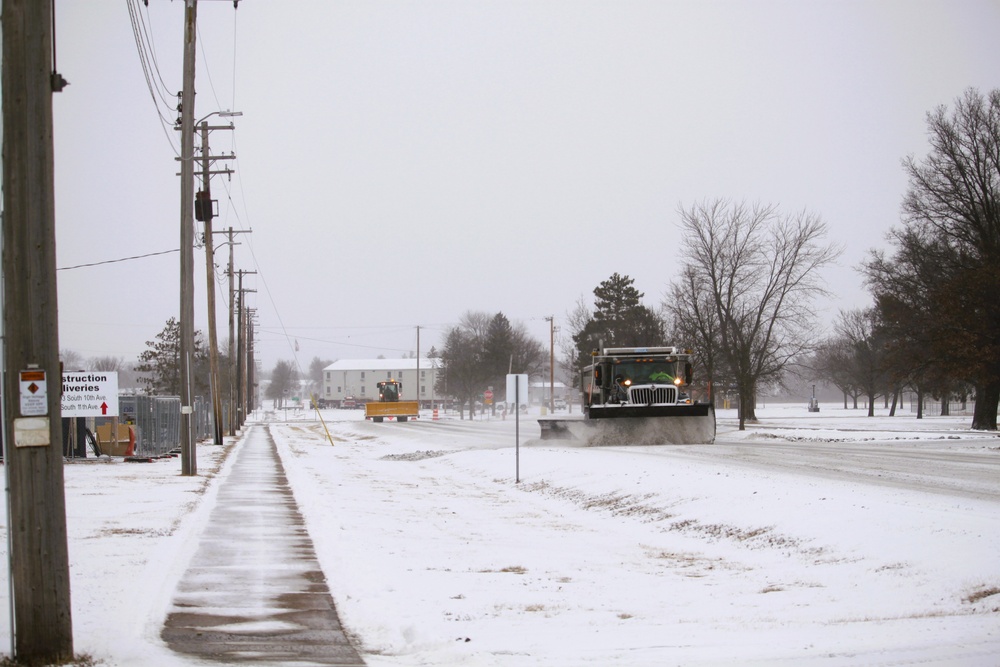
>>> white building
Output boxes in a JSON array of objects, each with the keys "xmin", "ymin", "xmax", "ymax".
[
  {"xmin": 529, "ymin": 380, "xmax": 571, "ymax": 405},
  {"xmin": 322, "ymin": 358, "xmax": 442, "ymax": 407}
]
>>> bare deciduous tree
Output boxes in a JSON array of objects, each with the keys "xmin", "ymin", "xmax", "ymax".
[
  {"xmin": 88, "ymin": 355, "xmax": 126, "ymax": 372},
  {"xmin": 560, "ymin": 295, "xmax": 593, "ymax": 390},
  {"xmin": 673, "ymin": 199, "xmax": 841, "ymax": 429},
  {"xmin": 440, "ymin": 321, "xmax": 487, "ymax": 420},
  {"xmin": 60, "ymin": 349, "xmax": 84, "ymax": 371},
  {"xmin": 663, "ymin": 264, "xmax": 727, "ymax": 405},
  {"xmin": 834, "ymin": 308, "xmax": 889, "ymax": 417},
  {"xmin": 440, "ymin": 311, "xmax": 544, "ymax": 419},
  {"xmin": 811, "ymin": 336, "xmax": 860, "ymax": 408},
  {"xmin": 307, "ymin": 356, "xmax": 332, "ymax": 400},
  {"xmin": 265, "ymin": 360, "xmax": 299, "ymax": 408}
]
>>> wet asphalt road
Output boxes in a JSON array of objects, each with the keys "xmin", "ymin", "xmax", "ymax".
[{"xmin": 161, "ymin": 426, "xmax": 364, "ymax": 665}]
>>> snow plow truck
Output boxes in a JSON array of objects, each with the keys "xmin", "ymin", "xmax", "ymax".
[
  {"xmin": 365, "ymin": 379, "xmax": 419, "ymax": 423},
  {"xmin": 538, "ymin": 346, "xmax": 715, "ymax": 445}
]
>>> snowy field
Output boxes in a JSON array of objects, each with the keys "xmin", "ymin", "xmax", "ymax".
[{"xmin": 1, "ymin": 404, "xmax": 998, "ymax": 666}]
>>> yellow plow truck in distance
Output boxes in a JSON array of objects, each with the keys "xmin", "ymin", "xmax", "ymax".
[
  {"xmin": 365, "ymin": 379, "xmax": 419, "ymax": 423},
  {"xmin": 538, "ymin": 346, "xmax": 716, "ymax": 445}
]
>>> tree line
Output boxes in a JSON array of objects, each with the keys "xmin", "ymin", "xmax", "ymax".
[
  {"xmin": 821, "ymin": 88, "xmax": 1000, "ymax": 430},
  {"xmin": 562, "ymin": 88, "xmax": 1000, "ymax": 431},
  {"xmin": 76, "ymin": 88, "xmax": 1000, "ymax": 432},
  {"xmin": 438, "ymin": 312, "xmax": 546, "ymax": 419}
]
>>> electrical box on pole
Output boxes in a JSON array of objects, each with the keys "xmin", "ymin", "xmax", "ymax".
[{"xmin": 195, "ymin": 190, "xmax": 217, "ymax": 222}]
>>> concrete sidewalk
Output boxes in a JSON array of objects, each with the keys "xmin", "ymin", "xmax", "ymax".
[{"xmin": 161, "ymin": 425, "xmax": 364, "ymax": 665}]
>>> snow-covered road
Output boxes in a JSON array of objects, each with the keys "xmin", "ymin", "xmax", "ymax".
[
  {"xmin": 654, "ymin": 439, "xmax": 1000, "ymax": 501},
  {"xmin": 271, "ymin": 406, "xmax": 1000, "ymax": 666}
]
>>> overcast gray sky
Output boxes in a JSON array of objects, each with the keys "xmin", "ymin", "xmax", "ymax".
[{"xmin": 51, "ymin": 0, "xmax": 1000, "ymax": 374}]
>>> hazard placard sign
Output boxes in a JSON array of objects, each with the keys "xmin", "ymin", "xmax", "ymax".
[{"xmin": 19, "ymin": 369, "xmax": 48, "ymax": 417}]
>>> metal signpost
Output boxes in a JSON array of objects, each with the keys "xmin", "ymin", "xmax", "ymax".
[{"xmin": 506, "ymin": 374, "xmax": 528, "ymax": 483}]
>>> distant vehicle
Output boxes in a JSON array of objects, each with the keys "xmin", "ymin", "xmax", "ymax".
[
  {"xmin": 341, "ymin": 396, "xmax": 357, "ymax": 409},
  {"xmin": 365, "ymin": 380, "xmax": 419, "ymax": 423},
  {"xmin": 553, "ymin": 398, "xmax": 567, "ymax": 411}
]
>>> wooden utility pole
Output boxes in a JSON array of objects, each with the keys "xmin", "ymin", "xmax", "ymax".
[
  {"xmin": 1, "ymin": 0, "xmax": 74, "ymax": 660},
  {"xmin": 178, "ymin": 0, "xmax": 198, "ymax": 475},
  {"xmin": 236, "ymin": 284, "xmax": 244, "ymax": 426},
  {"xmin": 215, "ymin": 227, "xmax": 249, "ymax": 435},
  {"xmin": 246, "ymin": 308, "xmax": 257, "ymax": 417},
  {"xmin": 235, "ymin": 272, "xmax": 255, "ymax": 427},
  {"xmin": 198, "ymin": 119, "xmax": 235, "ymax": 446},
  {"xmin": 227, "ymin": 230, "xmax": 237, "ymax": 433},
  {"xmin": 199, "ymin": 121, "xmax": 222, "ymax": 446}
]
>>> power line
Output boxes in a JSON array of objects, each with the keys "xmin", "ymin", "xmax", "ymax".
[
  {"xmin": 125, "ymin": 0, "xmax": 180, "ymax": 154},
  {"xmin": 57, "ymin": 248, "xmax": 178, "ymax": 271},
  {"xmin": 128, "ymin": 0, "xmax": 175, "ymax": 106}
]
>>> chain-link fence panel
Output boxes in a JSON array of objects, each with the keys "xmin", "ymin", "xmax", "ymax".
[{"xmin": 87, "ymin": 394, "xmax": 221, "ymax": 458}]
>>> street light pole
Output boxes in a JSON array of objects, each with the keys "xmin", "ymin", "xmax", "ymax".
[
  {"xmin": 199, "ymin": 121, "xmax": 223, "ymax": 446},
  {"xmin": 197, "ymin": 113, "xmax": 238, "ymax": 445}
]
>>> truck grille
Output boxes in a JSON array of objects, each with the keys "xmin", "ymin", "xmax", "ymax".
[{"xmin": 628, "ymin": 386, "xmax": 676, "ymax": 405}]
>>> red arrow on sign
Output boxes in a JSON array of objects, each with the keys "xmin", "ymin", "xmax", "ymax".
[{"xmin": 101, "ymin": 402, "xmax": 108, "ymax": 415}]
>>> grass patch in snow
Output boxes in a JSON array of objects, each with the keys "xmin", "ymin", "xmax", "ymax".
[
  {"xmin": 380, "ymin": 450, "xmax": 448, "ymax": 461},
  {"xmin": 964, "ymin": 586, "xmax": 1000, "ymax": 604},
  {"xmin": 520, "ymin": 480, "xmax": 675, "ymax": 522},
  {"xmin": 94, "ymin": 527, "xmax": 172, "ymax": 538},
  {"xmin": 478, "ymin": 565, "xmax": 528, "ymax": 574}
]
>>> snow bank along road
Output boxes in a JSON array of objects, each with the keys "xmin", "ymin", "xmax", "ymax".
[{"xmin": 267, "ymin": 408, "xmax": 1000, "ymax": 666}]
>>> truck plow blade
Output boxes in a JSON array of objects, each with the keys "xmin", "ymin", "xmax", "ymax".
[{"xmin": 538, "ymin": 404, "xmax": 716, "ymax": 445}]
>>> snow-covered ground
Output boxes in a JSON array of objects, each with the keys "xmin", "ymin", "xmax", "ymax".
[{"xmin": 1, "ymin": 404, "xmax": 998, "ymax": 666}]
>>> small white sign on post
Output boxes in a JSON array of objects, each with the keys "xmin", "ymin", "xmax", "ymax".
[
  {"xmin": 506, "ymin": 374, "xmax": 528, "ymax": 410},
  {"xmin": 61, "ymin": 372, "xmax": 119, "ymax": 417}
]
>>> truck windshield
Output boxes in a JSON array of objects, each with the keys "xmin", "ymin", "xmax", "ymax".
[{"xmin": 613, "ymin": 362, "xmax": 679, "ymax": 385}]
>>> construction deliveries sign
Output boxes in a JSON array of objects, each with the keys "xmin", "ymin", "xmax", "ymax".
[{"xmin": 61, "ymin": 372, "xmax": 119, "ymax": 417}]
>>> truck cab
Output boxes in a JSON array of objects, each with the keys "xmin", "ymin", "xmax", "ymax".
[
  {"xmin": 378, "ymin": 380, "xmax": 401, "ymax": 402},
  {"xmin": 585, "ymin": 346, "xmax": 696, "ymax": 412}
]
